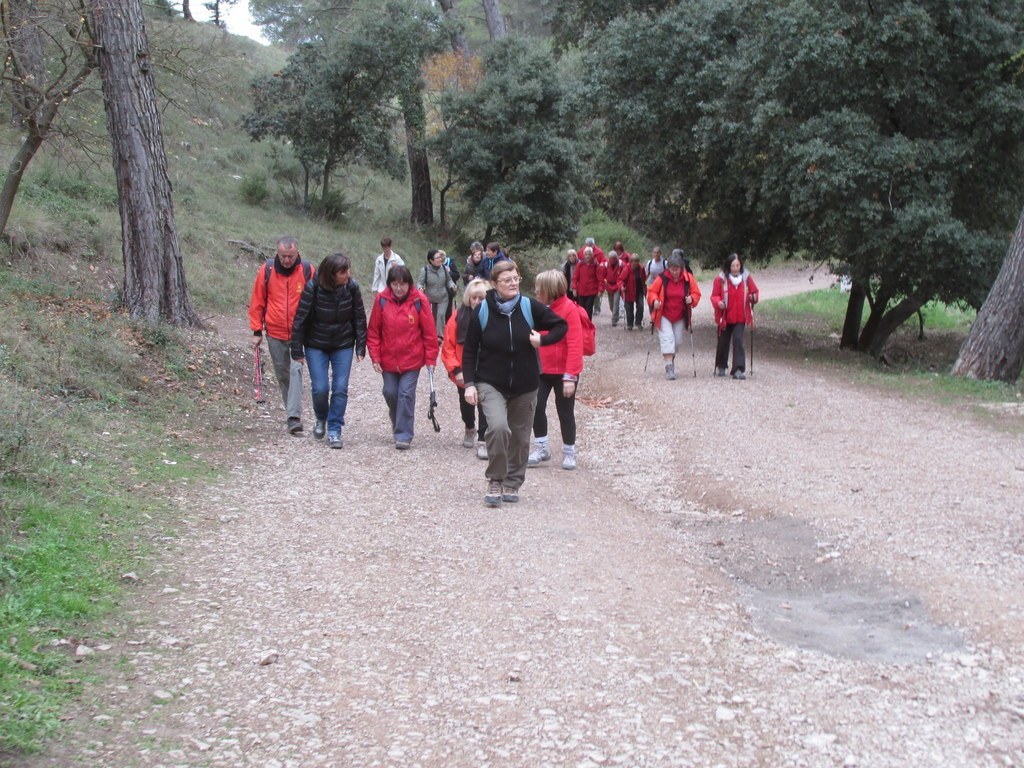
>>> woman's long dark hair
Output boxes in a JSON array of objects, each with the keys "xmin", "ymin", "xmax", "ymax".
[
  {"xmin": 723, "ymin": 252, "xmax": 743, "ymax": 274},
  {"xmin": 317, "ymin": 252, "xmax": 351, "ymax": 290}
]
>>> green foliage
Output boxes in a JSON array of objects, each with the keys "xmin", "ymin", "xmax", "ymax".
[
  {"xmin": 239, "ymin": 173, "xmax": 270, "ymax": 206},
  {"xmin": 577, "ymin": 210, "xmax": 650, "ymax": 255},
  {"xmin": 436, "ymin": 37, "xmax": 589, "ymax": 249}
]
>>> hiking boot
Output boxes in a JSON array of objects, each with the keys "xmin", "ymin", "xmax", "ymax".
[
  {"xmin": 327, "ymin": 433, "xmax": 343, "ymax": 449},
  {"xmin": 714, "ymin": 367, "xmax": 727, "ymax": 377},
  {"xmin": 665, "ymin": 364, "xmax": 676, "ymax": 381},
  {"xmin": 485, "ymin": 480, "xmax": 503, "ymax": 507},
  {"xmin": 732, "ymin": 370, "xmax": 747, "ymax": 380},
  {"xmin": 313, "ymin": 419, "xmax": 326, "ymax": 439},
  {"xmin": 463, "ymin": 427, "xmax": 476, "ymax": 449},
  {"xmin": 287, "ymin": 417, "xmax": 304, "ymax": 435},
  {"xmin": 501, "ymin": 485, "xmax": 519, "ymax": 503},
  {"xmin": 562, "ymin": 452, "xmax": 577, "ymax": 470},
  {"xmin": 476, "ymin": 441, "xmax": 488, "ymax": 461},
  {"xmin": 527, "ymin": 444, "xmax": 551, "ymax": 466},
  {"xmin": 395, "ymin": 440, "xmax": 411, "ymax": 450}
]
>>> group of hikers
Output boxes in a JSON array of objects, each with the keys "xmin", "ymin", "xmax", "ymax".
[{"xmin": 248, "ymin": 234, "xmax": 759, "ymax": 507}]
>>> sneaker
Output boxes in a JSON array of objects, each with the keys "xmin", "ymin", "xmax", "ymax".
[
  {"xmin": 485, "ymin": 480, "xmax": 503, "ymax": 507},
  {"xmin": 714, "ymin": 367, "xmax": 727, "ymax": 377},
  {"xmin": 562, "ymin": 452, "xmax": 577, "ymax": 470},
  {"xmin": 463, "ymin": 427, "xmax": 476, "ymax": 449},
  {"xmin": 665, "ymin": 364, "xmax": 676, "ymax": 381},
  {"xmin": 501, "ymin": 485, "xmax": 519, "ymax": 503},
  {"xmin": 287, "ymin": 417, "xmax": 304, "ymax": 435},
  {"xmin": 732, "ymin": 371, "xmax": 747, "ymax": 380},
  {"xmin": 476, "ymin": 441, "xmax": 488, "ymax": 461},
  {"xmin": 313, "ymin": 419, "xmax": 326, "ymax": 439},
  {"xmin": 395, "ymin": 440, "xmax": 411, "ymax": 450},
  {"xmin": 527, "ymin": 444, "xmax": 551, "ymax": 466},
  {"xmin": 327, "ymin": 433, "xmax": 343, "ymax": 449}
]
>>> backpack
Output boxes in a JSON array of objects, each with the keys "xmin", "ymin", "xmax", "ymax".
[
  {"xmin": 575, "ymin": 303, "xmax": 597, "ymax": 357},
  {"xmin": 477, "ymin": 296, "xmax": 534, "ymax": 330},
  {"xmin": 264, "ymin": 258, "xmax": 312, "ymax": 292},
  {"xmin": 378, "ymin": 295, "xmax": 423, "ymax": 313}
]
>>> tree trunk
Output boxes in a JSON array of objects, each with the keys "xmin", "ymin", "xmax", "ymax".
[
  {"xmin": 88, "ymin": 0, "xmax": 200, "ymax": 326},
  {"xmin": 865, "ymin": 296, "xmax": 923, "ymax": 358},
  {"xmin": 952, "ymin": 205, "xmax": 1024, "ymax": 382},
  {"xmin": 6, "ymin": 0, "xmax": 45, "ymax": 127},
  {"xmin": 401, "ymin": 89, "xmax": 433, "ymax": 225},
  {"xmin": 839, "ymin": 280, "xmax": 866, "ymax": 350},
  {"xmin": 181, "ymin": 0, "xmax": 194, "ymax": 21},
  {"xmin": 857, "ymin": 285, "xmax": 892, "ymax": 352},
  {"xmin": 481, "ymin": 0, "xmax": 507, "ymax": 41},
  {"xmin": 0, "ymin": 119, "xmax": 46, "ymax": 236},
  {"xmin": 436, "ymin": 0, "xmax": 470, "ymax": 55}
]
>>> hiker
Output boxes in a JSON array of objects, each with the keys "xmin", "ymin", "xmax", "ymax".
[
  {"xmin": 622, "ymin": 253, "xmax": 647, "ymax": 330},
  {"xmin": 417, "ymin": 249, "xmax": 457, "ymax": 340},
  {"xmin": 370, "ymin": 236, "xmax": 404, "ymax": 299},
  {"xmin": 479, "ymin": 242, "xmax": 508, "ymax": 281},
  {"xmin": 561, "ymin": 249, "xmax": 579, "ymax": 302},
  {"xmin": 248, "ymin": 235, "xmax": 315, "ymax": 435},
  {"xmin": 441, "ymin": 279, "xmax": 492, "ymax": 458},
  {"xmin": 462, "ymin": 261, "xmax": 568, "ymax": 507},
  {"xmin": 603, "ymin": 250, "xmax": 628, "ymax": 327},
  {"xmin": 647, "ymin": 250, "xmax": 701, "ymax": 380},
  {"xmin": 711, "ymin": 252, "xmax": 759, "ymax": 379},
  {"xmin": 571, "ymin": 246, "xmax": 602, "ymax": 320},
  {"xmin": 462, "ymin": 242, "xmax": 486, "ymax": 285},
  {"xmin": 646, "ymin": 246, "xmax": 665, "ymax": 286},
  {"xmin": 290, "ymin": 253, "xmax": 367, "ymax": 449},
  {"xmin": 576, "ymin": 237, "xmax": 607, "ymax": 314},
  {"xmin": 528, "ymin": 270, "xmax": 584, "ymax": 471},
  {"xmin": 366, "ymin": 265, "xmax": 438, "ymax": 450}
]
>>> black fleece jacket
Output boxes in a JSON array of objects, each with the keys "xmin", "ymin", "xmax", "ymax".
[
  {"xmin": 290, "ymin": 278, "xmax": 367, "ymax": 359},
  {"xmin": 462, "ymin": 290, "xmax": 568, "ymax": 397}
]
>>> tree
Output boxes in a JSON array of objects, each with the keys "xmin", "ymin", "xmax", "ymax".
[
  {"xmin": 249, "ymin": 0, "xmax": 355, "ymax": 46},
  {"xmin": 952, "ymin": 205, "xmax": 1024, "ymax": 383},
  {"xmin": 587, "ymin": 0, "xmax": 1024, "ymax": 355},
  {"xmin": 435, "ymin": 0, "xmax": 469, "ymax": 56},
  {"xmin": 481, "ymin": 0, "xmax": 507, "ymax": 40},
  {"xmin": 202, "ymin": 0, "xmax": 237, "ymax": 28},
  {"xmin": 87, "ymin": 0, "xmax": 200, "ymax": 326},
  {"xmin": 0, "ymin": 0, "xmax": 96, "ymax": 236},
  {"xmin": 182, "ymin": 0, "xmax": 194, "ymax": 21},
  {"xmin": 437, "ymin": 37, "xmax": 587, "ymax": 249}
]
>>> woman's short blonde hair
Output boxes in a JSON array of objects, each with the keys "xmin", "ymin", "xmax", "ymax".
[
  {"xmin": 490, "ymin": 260, "xmax": 519, "ymax": 282},
  {"xmin": 462, "ymin": 278, "xmax": 491, "ymax": 306},
  {"xmin": 534, "ymin": 269, "xmax": 567, "ymax": 303}
]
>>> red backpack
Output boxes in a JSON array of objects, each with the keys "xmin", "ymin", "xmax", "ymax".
[{"xmin": 575, "ymin": 303, "xmax": 597, "ymax": 356}]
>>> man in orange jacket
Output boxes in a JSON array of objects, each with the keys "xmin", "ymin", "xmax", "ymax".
[{"xmin": 248, "ymin": 236, "xmax": 315, "ymax": 434}]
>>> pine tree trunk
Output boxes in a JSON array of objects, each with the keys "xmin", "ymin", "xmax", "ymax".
[
  {"xmin": 88, "ymin": 0, "xmax": 200, "ymax": 326},
  {"xmin": 952, "ymin": 206, "xmax": 1024, "ymax": 382},
  {"xmin": 402, "ymin": 89, "xmax": 433, "ymax": 225},
  {"xmin": 436, "ymin": 0, "xmax": 470, "ymax": 55},
  {"xmin": 6, "ymin": 0, "xmax": 45, "ymax": 127},
  {"xmin": 181, "ymin": 0, "xmax": 194, "ymax": 21},
  {"xmin": 482, "ymin": 0, "xmax": 507, "ymax": 41}
]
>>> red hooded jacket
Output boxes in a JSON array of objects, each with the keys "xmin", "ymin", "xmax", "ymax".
[
  {"xmin": 367, "ymin": 286, "xmax": 438, "ymax": 372},
  {"xmin": 538, "ymin": 295, "xmax": 584, "ymax": 377}
]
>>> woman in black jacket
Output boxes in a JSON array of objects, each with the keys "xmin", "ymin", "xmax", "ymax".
[
  {"xmin": 463, "ymin": 260, "xmax": 568, "ymax": 507},
  {"xmin": 291, "ymin": 253, "xmax": 367, "ymax": 448}
]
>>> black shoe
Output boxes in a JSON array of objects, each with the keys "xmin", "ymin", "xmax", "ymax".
[
  {"xmin": 327, "ymin": 433, "xmax": 343, "ymax": 449},
  {"xmin": 732, "ymin": 371, "xmax": 747, "ymax": 380},
  {"xmin": 313, "ymin": 419, "xmax": 326, "ymax": 439},
  {"xmin": 501, "ymin": 485, "xmax": 519, "ymax": 503},
  {"xmin": 287, "ymin": 417, "xmax": 304, "ymax": 434}
]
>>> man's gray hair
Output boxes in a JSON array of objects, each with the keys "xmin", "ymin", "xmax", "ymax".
[
  {"xmin": 585, "ymin": 237, "xmax": 596, "ymax": 246},
  {"xmin": 277, "ymin": 235, "xmax": 299, "ymax": 250}
]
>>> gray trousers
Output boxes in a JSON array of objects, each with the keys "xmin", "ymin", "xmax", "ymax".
[
  {"xmin": 266, "ymin": 336, "xmax": 304, "ymax": 420},
  {"xmin": 478, "ymin": 383, "xmax": 537, "ymax": 491}
]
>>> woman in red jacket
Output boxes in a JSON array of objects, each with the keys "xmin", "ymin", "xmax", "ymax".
[
  {"xmin": 603, "ymin": 251, "xmax": 628, "ymax": 327},
  {"xmin": 647, "ymin": 250, "xmax": 701, "ymax": 380},
  {"xmin": 528, "ymin": 270, "xmax": 584, "ymax": 471},
  {"xmin": 622, "ymin": 253, "xmax": 647, "ymax": 330},
  {"xmin": 367, "ymin": 265, "xmax": 438, "ymax": 449},
  {"xmin": 441, "ymin": 278, "xmax": 491, "ymax": 457},
  {"xmin": 711, "ymin": 253, "xmax": 759, "ymax": 379},
  {"xmin": 571, "ymin": 247, "xmax": 602, "ymax": 320}
]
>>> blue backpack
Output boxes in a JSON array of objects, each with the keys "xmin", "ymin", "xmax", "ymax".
[{"xmin": 477, "ymin": 297, "xmax": 534, "ymax": 330}]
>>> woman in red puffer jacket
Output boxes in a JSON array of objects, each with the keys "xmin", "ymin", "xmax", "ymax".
[{"xmin": 710, "ymin": 252, "xmax": 759, "ymax": 380}]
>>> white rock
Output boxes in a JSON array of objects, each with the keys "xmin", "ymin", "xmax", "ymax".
[
  {"xmin": 804, "ymin": 733, "xmax": 837, "ymax": 750},
  {"xmin": 715, "ymin": 706, "xmax": 737, "ymax": 721}
]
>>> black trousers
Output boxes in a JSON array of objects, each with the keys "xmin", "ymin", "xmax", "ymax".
[
  {"xmin": 715, "ymin": 322, "xmax": 747, "ymax": 373},
  {"xmin": 533, "ymin": 374, "xmax": 577, "ymax": 446},
  {"xmin": 624, "ymin": 299, "xmax": 645, "ymax": 328},
  {"xmin": 578, "ymin": 294, "xmax": 596, "ymax": 320},
  {"xmin": 458, "ymin": 386, "xmax": 488, "ymax": 440}
]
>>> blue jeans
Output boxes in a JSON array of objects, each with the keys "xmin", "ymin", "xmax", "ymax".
[
  {"xmin": 382, "ymin": 369, "xmax": 420, "ymax": 442},
  {"xmin": 305, "ymin": 347, "xmax": 354, "ymax": 434}
]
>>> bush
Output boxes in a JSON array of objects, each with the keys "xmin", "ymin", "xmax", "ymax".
[{"xmin": 239, "ymin": 174, "xmax": 269, "ymax": 206}]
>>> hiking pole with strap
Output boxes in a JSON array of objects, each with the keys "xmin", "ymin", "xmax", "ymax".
[
  {"xmin": 749, "ymin": 295, "xmax": 755, "ymax": 377},
  {"xmin": 643, "ymin": 308, "xmax": 655, "ymax": 372},
  {"xmin": 427, "ymin": 367, "xmax": 441, "ymax": 432},
  {"xmin": 253, "ymin": 342, "xmax": 266, "ymax": 403},
  {"xmin": 684, "ymin": 274, "xmax": 697, "ymax": 378}
]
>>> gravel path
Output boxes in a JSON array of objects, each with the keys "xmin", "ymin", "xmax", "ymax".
[{"xmin": 17, "ymin": 266, "xmax": 1024, "ymax": 767}]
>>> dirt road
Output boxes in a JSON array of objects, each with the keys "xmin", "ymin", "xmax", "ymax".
[{"xmin": 19, "ymin": 266, "xmax": 1024, "ymax": 767}]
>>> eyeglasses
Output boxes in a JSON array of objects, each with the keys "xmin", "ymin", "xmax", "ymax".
[{"xmin": 497, "ymin": 276, "xmax": 522, "ymax": 285}]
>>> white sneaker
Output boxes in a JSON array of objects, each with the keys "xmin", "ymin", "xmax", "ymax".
[
  {"xmin": 476, "ymin": 441, "xmax": 488, "ymax": 460},
  {"xmin": 562, "ymin": 453, "xmax": 577, "ymax": 470},
  {"xmin": 528, "ymin": 444, "xmax": 552, "ymax": 466}
]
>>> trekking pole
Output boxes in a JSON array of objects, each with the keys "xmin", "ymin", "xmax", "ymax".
[
  {"xmin": 253, "ymin": 342, "xmax": 266, "ymax": 403},
  {"xmin": 643, "ymin": 311, "xmax": 655, "ymax": 372},
  {"xmin": 749, "ymin": 325, "xmax": 754, "ymax": 378},
  {"xmin": 427, "ymin": 367, "xmax": 441, "ymax": 432},
  {"xmin": 687, "ymin": 305, "xmax": 697, "ymax": 378}
]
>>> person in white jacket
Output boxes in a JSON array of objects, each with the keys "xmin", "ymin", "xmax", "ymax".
[{"xmin": 370, "ymin": 236, "xmax": 405, "ymax": 298}]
